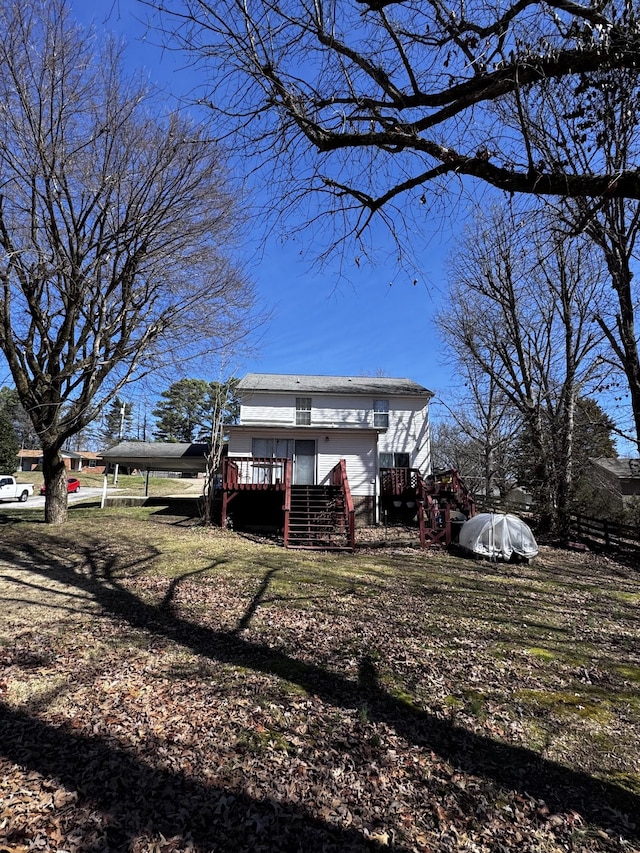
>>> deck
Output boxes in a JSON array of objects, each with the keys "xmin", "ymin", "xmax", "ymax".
[
  {"xmin": 380, "ymin": 467, "xmax": 476, "ymax": 547},
  {"xmin": 221, "ymin": 457, "xmax": 355, "ymax": 550},
  {"xmin": 222, "ymin": 456, "xmax": 290, "ymax": 491},
  {"xmin": 220, "ymin": 459, "xmax": 472, "ymax": 550}
]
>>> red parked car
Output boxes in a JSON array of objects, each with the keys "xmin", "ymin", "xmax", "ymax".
[{"xmin": 39, "ymin": 477, "xmax": 81, "ymax": 495}]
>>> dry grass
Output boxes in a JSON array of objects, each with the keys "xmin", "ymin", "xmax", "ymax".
[{"xmin": 0, "ymin": 507, "xmax": 638, "ymax": 852}]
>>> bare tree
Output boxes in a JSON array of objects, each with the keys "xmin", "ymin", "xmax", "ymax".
[
  {"xmin": 148, "ymin": 0, "xmax": 640, "ymax": 251},
  {"xmin": 432, "ymin": 367, "xmax": 520, "ymax": 502},
  {"xmin": 0, "ymin": 0, "xmax": 254, "ymax": 523},
  {"xmin": 511, "ymin": 64, "xmax": 640, "ymax": 449},
  {"xmin": 202, "ymin": 376, "xmax": 238, "ymax": 524},
  {"xmin": 439, "ymin": 205, "xmax": 611, "ymax": 533}
]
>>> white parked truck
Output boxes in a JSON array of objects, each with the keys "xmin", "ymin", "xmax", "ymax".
[{"xmin": 0, "ymin": 475, "xmax": 34, "ymax": 502}]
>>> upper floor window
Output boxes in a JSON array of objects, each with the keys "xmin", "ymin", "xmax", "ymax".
[
  {"xmin": 296, "ymin": 397, "xmax": 312, "ymax": 425},
  {"xmin": 373, "ymin": 399, "xmax": 389, "ymax": 428}
]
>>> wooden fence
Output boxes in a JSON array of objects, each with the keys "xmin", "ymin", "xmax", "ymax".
[
  {"xmin": 570, "ymin": 513, "xmax": 640, "ymax": 554},
  {"xmin": 474, "ymin": 501, "xmax": 640, "ymax": 556}
]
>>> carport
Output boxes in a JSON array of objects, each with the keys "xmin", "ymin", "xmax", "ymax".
[{"xmin": 101, "ymin": 441, "xmax": 210, "ymax": 497}]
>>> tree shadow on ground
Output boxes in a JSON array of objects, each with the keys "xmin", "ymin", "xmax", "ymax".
[
  {"xmin": 0, "ymin": 701, "xmax": 379, "ymax": 852},
  {"xmin": 0, "ymin": 536, "xmax": 638, "ymax": 849}
]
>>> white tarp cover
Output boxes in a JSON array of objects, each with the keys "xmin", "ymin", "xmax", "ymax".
[{"xmin": 458, "ymin": 513, "xmax": 538, "ymax": 561}]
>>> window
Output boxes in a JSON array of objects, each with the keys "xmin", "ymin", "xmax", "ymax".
[
  {"xmin": 379, "ymin": 452, "xmax": 410, "ymax": 469},
  {"xmin": 252, "ymin": 438, "xmax": 294, "ymax": 459},
  {"xmin": 373, "ymin": 399, "xmax": 389, "ymax": 428},
  {"xmin": 88, "ymin": 459, "xmax": 97, "ymax": 468},
  {"xmin": 296, "ymin": 397, "xmax": 312, "ymax": 425},
  {"xmin": 251, "ymin": 438, "xmax": 293, "ymax": 484},
  {"xmin": 379, "ymin": 452, "xmax": 393, "ymax": 469}
]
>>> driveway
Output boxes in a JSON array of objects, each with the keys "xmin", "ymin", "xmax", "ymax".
[{"xmin": 2, "ymin": 487, "xmax": 108, "ymax": 509}]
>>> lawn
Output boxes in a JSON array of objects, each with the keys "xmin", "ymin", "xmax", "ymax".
[
  {"xmin": 15, "ymin": 470, "xmax": 204, "ymax": 497},
  {"xmin": 0, "ymin": 507, "xmax": 638, "ymax": 852}
]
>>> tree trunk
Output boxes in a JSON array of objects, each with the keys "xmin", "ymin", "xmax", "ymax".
[
  {"xmin": 588, "ymin": 212, "xmax": 640, "ymax": 453},
  {"xmin": 556, "ymin": 398, "xmax": 575, "ymax": 544},
  {"xmin": 42, "ymin": 445, "xmax": 68, "ymax": 524},
  {"xmin": 527, "ymin": 414, "xmax": 557, "ymax": 532},
  {"xmin": 611, "ymin": 267, "xmax": 640, "ymax": 452}
]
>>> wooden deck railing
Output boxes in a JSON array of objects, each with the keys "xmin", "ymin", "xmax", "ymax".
[
  {"xmin": 330, "ymin": 459, "xmax": 356, "ymax": 550},
  {"xmin": 223, "ymin": 456, "xmax": 289, "ymax": 488},
  {"xmin": 422, "ymin": 469, "xmax": 476, "ymax": 515},
  {"xmin": 418, "ymin": 501, "xmax": 451, "ymax": 548},
  {"xmin": 381, "ymin": 466, "xmax": 474, "ymax": 549},
  {"xmin": 221, "ymin": 457, "xmax": 291, "ymax": 532},
  {"xmin": 380, "ymin": 467, "xmax": 420, "ymax": 497},
  {"xmin": 283, "ymin": 463, "xmax": 292, "ymax": 547}
]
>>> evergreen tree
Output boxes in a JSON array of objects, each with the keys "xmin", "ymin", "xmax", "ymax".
[
  {"xmin": 0, "ymin": 407, "xmax": 19, "ymax": 472},
  {"xmin": 570, "ymin": 398, "xmax": 620, "ymax": 518},
  {"xmin": 572, "ymin": 397, "xmax": 618, "ymax": 463},
  {"xmin": 0, "ymin": 386, "xmax": 38, "ymax": 449},
  {"xmin": 101, "ymin": 398, "xmax": 134, "ymax": 448},
  {"xmin": 512, "ymin": 396, "xmax": 617, "ymax": 518},
  {"xmin": 152, "ymin": 378, "xmax": 239, "ymax": 443}
]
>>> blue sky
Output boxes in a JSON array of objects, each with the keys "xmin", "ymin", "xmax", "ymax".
[
  {"xmin": 64, "ymin": 1, "xmax": 637, "ymax": 451},
  {"xmin": 69, "ymin": 0, "xmax": 456, "ymax": 408}
]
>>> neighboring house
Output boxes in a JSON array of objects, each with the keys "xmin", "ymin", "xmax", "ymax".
[
  {"xmin": 16, "ymin": 450, "xmax": 40, "ymax": 472},
  {"xmin": 505, "ymin": 485, "xmax": 534, "ymax": 511},
  {"xmin": 225, "ymin": 373, "xmax": 433, "ymax": 540},
  {"xmin": 17, "ymin": 449, "xmax": 105, "ymax": 474},
  {"xmin": 588, "ymin": 457, "xmax": 640, "ymax": 511}
]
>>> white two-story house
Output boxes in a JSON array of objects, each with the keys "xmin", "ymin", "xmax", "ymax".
[{"xmin": 224, "ymin": 374, "xmax": 433, "ymax": 539}]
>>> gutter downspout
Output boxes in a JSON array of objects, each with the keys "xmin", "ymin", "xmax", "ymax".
[{"xmin": 374, "ymin": 430, "xmax": 380, "ymax": 525}]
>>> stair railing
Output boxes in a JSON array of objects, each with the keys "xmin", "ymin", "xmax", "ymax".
[
  {"xmin": 418, "ymin": 469, "xmax": 472, "ymax": 548},
  {"xmin": 222, "ymin": 457, "xmax": 239, "ymax": 489},
  {"xmin": 283, "ymin": 458, "xmax": 292, "ymax": 547},
  {"xmin": 380, "ymin": 467, "xmax": 418, "ymax": 496},
  {"xmin": 221, "ymin": 458, "xmax": 239, "ymax": 528},
  {"xmin": 330, "ymin": 459, "xmax": 355, "ymax": 550}
]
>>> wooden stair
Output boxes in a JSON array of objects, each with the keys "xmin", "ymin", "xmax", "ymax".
[{"xmin": 287, "ymin": 485, "xmax": 351, "ymax": 550}]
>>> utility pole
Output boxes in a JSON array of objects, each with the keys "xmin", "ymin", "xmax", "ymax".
[{"xmin": 113, "ymin": 403, "xmax": 127, "ymax": 486}]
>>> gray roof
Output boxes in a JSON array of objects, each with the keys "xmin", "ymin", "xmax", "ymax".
[
  {"xmin": 591, "ymin": 457, "xmax": 640, "ymax": 478},
  {"xmin": 101, "ymin": 442, "xmax": 209, "ymax": 472},
  {"xmin": 237, "ymin": 373, "xmax": 433, "ymax": 397}
]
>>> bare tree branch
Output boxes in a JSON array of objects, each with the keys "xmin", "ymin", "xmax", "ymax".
[
  {"xmin": 147, "ymin": 0, "xmax": 640, "ymax": 237},
  {"xmin": 0, "ymin": 0, "xmax": 256, "ymax": 522}
]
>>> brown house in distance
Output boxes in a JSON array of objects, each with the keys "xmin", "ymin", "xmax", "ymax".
[{"xmin": 17, "ymin": 449, "xmax": 105, "ymax": 474}]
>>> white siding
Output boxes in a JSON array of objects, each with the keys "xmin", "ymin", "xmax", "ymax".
[
  {"xmin": 227, "ymin": 429, "xmax": 253, "ymax": 456},
  {"xmin": 228, "ymin": 426, "xmax": 377, "ymax": 496},
  {"xmin": 317, "ymin": 430, "xmax": 377, "ymax": 496},
  {"xmin": 239, "ymin": 392, "xmax": 294, "ymax": 425},
  {"xmin": 378, "ymin": 398, "xmax": 431, "ymax": 474},
  {"xmin": 232, "ymin": 387, "xmax": 432, "ymax": 489},
  {"xmin": 310, "ymin": 395, "xmax": 371, "ymax": 427},
  {"xmin": 240, "ymin": 389, "xmax": 429, "ymax": 436}
]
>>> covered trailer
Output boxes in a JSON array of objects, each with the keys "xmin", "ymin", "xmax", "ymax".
[{"xmin": 458, "ymin": 512, "xmax": 538, "ymax": 562}]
